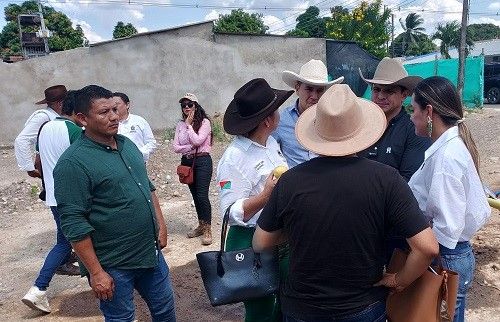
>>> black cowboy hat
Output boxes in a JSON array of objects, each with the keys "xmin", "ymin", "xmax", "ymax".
[
  {"xmin": 223, "ymin": 78, "xmax": 294, "ymax": 135},
  {"xmin": 35, "ymin": 85, "xmax": 68, "ymax": 105}
]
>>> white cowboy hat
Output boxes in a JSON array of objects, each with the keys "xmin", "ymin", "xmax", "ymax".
[
  {"xmin": 359, "ymin": 57, "xmax": 422, "ymax": 92},
  {"xmin": 282, "ymin": 59, "xmax": 344, "ymax": 88},
  {"xmin": 295, "ymin": 84, "xmax": 386, "ymax": 157}
]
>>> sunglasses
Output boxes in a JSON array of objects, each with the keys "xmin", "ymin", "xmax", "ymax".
[{"xmin": 181, "ymin": 102, "xmax": 195, "ymax": 108}]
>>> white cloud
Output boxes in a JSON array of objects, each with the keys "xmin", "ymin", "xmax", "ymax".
[
  {"xmin": 72, "ymin": 19, "xmax": 104, "ymax": 43},
  {"xmin": 267, "ymin": 2, "xmax": 310, "ymax": 34},
  {"xmin": 391, "ymin": 0, "xmax": 463, "ymax": 35},
  {"xmin": 43, "ymin": 0, "xmax": 146, "ymax": 40},
  {"xmin": 263, "ymin": 15, "xmax": 285, "ymax": 34},
  {"xmin": 205, "ymin": 10, "xmax": 220, "ymax": 21},
  {"xmin": 137, "ymin": 27, "xmax": 148, "ymax": 33},
  {"xmin": 489, "ymin": 2, "xmax": 500, "ymax": 10},
  {"xmin": 129, "ymin": 9, "xmax": 144, "ymax": 20}
]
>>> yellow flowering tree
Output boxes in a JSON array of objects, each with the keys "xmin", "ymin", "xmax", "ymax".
[{"xmin": 326, "ymin": 0, "xmax": 390, "ymax": 58}]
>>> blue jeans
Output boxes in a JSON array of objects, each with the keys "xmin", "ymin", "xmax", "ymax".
[
  {"xmin": 439, "ymin": 242, "xmax": 475, "ymax": 322},
  {"xmin": 283, "ymin": 301, "xmax": 386, "ymax": 322},
  {"xmin": 34, "ymin": 206, "xmax": 72, "ymax": 290},
  {"xmin": 99, "ymin": 253, "xmax": 176, "ymax": 322}
]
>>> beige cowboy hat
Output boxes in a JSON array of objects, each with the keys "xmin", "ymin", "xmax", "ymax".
[
  {"xmin": 295, "ymin": 84, "xmax": 386, "ymax": 156},
  {"xmin": 359, "ymin": 57, "xmax": 422, "ymax": 92},
  {"xmin": 282, "ymin": 59, "xmax": 344, "ymax": 88}
]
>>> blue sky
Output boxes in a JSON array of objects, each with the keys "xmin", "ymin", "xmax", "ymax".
[{"xmin": 0, "ymin": 0, "xmax": 498, "ymax": 43}]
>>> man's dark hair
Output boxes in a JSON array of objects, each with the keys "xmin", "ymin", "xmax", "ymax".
[
  {"xmin": 113, "ymin": 92, "xmax": 130, "ymax": 104},
  {"xmin": 61, "ymin": 90, "xmax": 77, "ymax": 116},
  {"xmin": 74, "ymin": 85, "xmax": 113, "ymax": 116}
]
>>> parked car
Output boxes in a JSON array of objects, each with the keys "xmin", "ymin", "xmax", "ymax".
[{"xmin": 485, "ymin": 63, "xmax": 500, "ymax": 104}]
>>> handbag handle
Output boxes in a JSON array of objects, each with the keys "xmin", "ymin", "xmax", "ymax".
[
  {"xmin": 216, "ymin": 203, "xmax": 233, "ymax": 277},
  {"xmin": 191, "ymin": 147, "xmax": 198, "ymax": 169},
  {"xmin": 220, "ymin": 203, "xmax": 234, "ymax": 253}
]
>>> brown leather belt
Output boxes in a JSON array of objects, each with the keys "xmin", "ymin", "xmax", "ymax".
[{"xmin": 184, "ymin": 152, "xmax": 209, "ymax": 159}]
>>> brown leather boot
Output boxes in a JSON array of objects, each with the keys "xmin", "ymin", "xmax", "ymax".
[
  {"xmin": 201, "ymin": 223, "xmax": 212, "ymax": 245},
  {"xmin": 187, "ymin": 220, "xmax": 204, "ymax": 238}
]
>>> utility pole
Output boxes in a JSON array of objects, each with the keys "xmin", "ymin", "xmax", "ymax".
[
  {"xmin": 457, "ymin": 0, "xmax": 469, "ymax": 98},
  {"xmin": 36, "ymin": 0, "xmax": 50, "ymax": 54},
  {"xmin": 391, "ymin": 13, "xmax": 395, "ymax": 58}
]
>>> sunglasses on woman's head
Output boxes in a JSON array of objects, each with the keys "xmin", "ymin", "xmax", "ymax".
[{"xmin": 181, "ymin": 102, "xmax": 195, "ymax": 108}]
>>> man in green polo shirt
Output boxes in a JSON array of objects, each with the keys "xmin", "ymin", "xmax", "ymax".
[{"xmin": 54, "ymin": 85, "xmax": 175, "ymax": 321}]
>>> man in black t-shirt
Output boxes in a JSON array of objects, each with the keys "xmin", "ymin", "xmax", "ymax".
[{"xmin": 253, "ymin": 84, "xmax": 438, "ymax": 321}]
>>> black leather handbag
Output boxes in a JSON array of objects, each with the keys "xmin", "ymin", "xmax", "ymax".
[{"xmin": 196, "ymin": 204, "xmax": 280, "ymax": 306}]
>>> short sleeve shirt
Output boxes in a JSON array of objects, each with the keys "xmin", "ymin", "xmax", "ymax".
[
  {"xmin": 258, "ymin": 156, "xmax": 429, "ymax": 319},
  {"xmin": 358, "ymin": 109, "xmax": 431, "ymax": 181},
  {"xmin": 38, "ymin": 117, "xmax": 82, "ymax": 206},
  {"xmin": 216, "ymin": 135, "xmax": 287, "ymax": 227},
  {"xmin": 54, "ymin": 133, "xmax": 158, "ymax": 275}
]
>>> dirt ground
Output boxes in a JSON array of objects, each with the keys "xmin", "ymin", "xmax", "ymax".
[{"xmin": 0, "ymin": 108, "xmax": 499, "ymax": 322}]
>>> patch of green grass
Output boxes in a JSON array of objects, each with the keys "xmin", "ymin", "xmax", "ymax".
[
  {"xmin": 162, "ymin": 127, "xmax": 175, "ymax": 142},
  {"xmin": 211, "ymin": 118, "xmax": 228, "ymax": 143},
  {"xmin": 30, "ymin": 184, "xmax": 39, "ymax": 198}
]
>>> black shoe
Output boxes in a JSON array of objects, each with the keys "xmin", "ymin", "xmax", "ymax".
[
  {"xmin": 55, "ymin": 263, "xmax": 80, "ymax": 276},
  {"xmin": 66, "ymin": 251, "xmax": 79, "ymax": 264}
]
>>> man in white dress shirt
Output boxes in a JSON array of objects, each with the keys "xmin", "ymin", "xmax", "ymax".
[
  {"xmin": 15, "ymin": 85, "xmax": 67, "ymax": 178},
  {"xmin": 113, "ymin": 92, "xmax": 157, "ymax": 162}
]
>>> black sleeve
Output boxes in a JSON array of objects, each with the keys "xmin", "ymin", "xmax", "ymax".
[
  {"xmin": 386, "ymin": 170, "xmax": 429, "ymax": 238},
  {"xmin": 257, "ymin": 180, "xmax": 284, "ymax": 232},
  {"xmin": 399, "ymin": 125, "xmax": 431, "ymax": 181}
]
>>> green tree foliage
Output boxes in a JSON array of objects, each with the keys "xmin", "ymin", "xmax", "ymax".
[
  {"xmin": 286, "ymin": 28, "xmax": 309, "ymax": 37},
  {"xmin": 326, "ymin": 0, "xmax": 391, "ymax": 58},
  {"xmin": 287, "ymin": 6, "xmax": 327, "ymax": 38},
  {"xmin": 0, "ymin": 0, "xmax": 84, "ymax": 57},
  {"xmin": 390, "ymin": 33, "xmax": 436, "ymax": 57},
  {"xmin": 433, "ymin": 21, "xmax": 473, "ymax": 59},
  {"xmin": 399, "ymin": 13, "xmax": 425, "ymax": 50},
  {"xmin": 213, "ymin": 9, "xmax": 268, "ymax": 34},
  {"xmin": 112, "ymin": 21, "xmax": 138, "ymax": 39},
  {"xmin": 468, "ymin": 23, "xmax": 500, "ymax": 41}
]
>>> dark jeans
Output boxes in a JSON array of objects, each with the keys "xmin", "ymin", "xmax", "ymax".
[
  {"xmin": 34, "ymin": 206, "xmax": 72, "ymax": 290},
  {"xmin": 283, "ymin": 300, "xmax": 386, "ymax": 322},
  {"xmin": 99, "ymin": 252, "xmax": 176, "ymax": 322},
  {"xmin": 181, "ymin": 154, "xmax": 212, "ymax": 224}
]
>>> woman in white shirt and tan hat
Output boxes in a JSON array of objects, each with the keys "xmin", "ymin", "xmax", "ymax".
[
  {"xmin": 217, "ymin": 78, "xmax": 293, "ymax": 322},
  {"xmin": 409, "ymin": 76, "xmax": 491, "ymax": 322}
]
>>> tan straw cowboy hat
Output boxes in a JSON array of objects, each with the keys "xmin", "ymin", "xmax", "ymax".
[
  {"xmin": 282, "ymin": 59, "xmax": 344, "ymax": 88},
  {"xmin": 295, "ymin": 84, "xmax": 386, "ymax": 156},
  {"xmin": 359, "ymin": 57, "xmax": 422, "ymax": 92}
]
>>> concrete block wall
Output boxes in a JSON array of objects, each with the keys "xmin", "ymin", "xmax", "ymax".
[{"xmin": 0, "ymin": 21, "xmax": 325, "ymax": 147}]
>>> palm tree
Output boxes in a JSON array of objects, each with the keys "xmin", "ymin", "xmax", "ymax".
[
  {"xmin": 400, "ymin": 13, "xmax": 426, "ymax": 46},
  {"xmin": 433, "ymin": 21, "xmax": 460, "ymax": 59}
]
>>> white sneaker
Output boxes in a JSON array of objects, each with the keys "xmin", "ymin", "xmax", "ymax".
[{"xmin": 22, "ymin": 286, "xmax": 51, "ymax": 313}]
